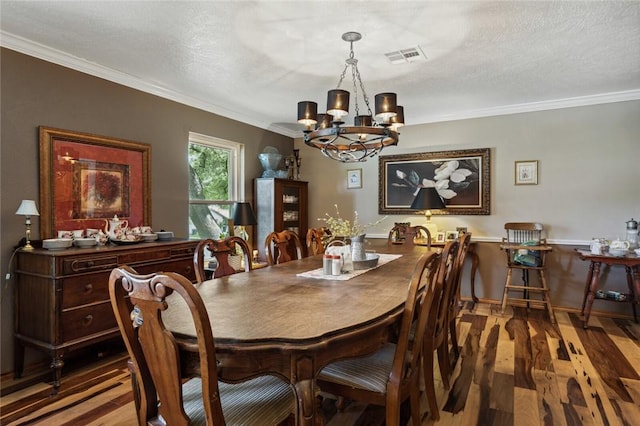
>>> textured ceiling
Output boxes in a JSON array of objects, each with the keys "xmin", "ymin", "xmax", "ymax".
[{"xmin": 1, "ymin": 1, "xmax": 639, "ymax": 137}]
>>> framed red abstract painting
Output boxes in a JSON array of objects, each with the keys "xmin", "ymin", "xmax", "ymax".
[{"xmin": 38, "ymin": 126, "xmax": 151, "ymax": 239}]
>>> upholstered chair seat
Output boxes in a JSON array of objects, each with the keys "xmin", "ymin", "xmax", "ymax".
[{"xmin": 181, "ymin": 376, "xmax": 295, "ymax": 425}]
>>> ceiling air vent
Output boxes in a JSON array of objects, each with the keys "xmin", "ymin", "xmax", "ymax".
[{"xmin": 384, "ymin": 46, "xmax": 427, "ymax": 64}]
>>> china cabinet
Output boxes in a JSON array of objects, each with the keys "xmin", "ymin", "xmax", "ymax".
[
  {"xmin": 254, "ymin": 178, "xmax": 308, "ymax": 261},
  {"xmin": 14, "ymin": 239, "xmax": 198, "ymax": 392}
]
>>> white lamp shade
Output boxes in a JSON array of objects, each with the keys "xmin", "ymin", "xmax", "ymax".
[{"xmin": 16, "ymin": 200, "xmax": 39, "ymax": 216}]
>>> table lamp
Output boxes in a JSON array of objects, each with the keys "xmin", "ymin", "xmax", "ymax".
[
  {"xmin": 232, "ymin": 202, "xmax": 257, "ymax": 247},
  {"xmin": 410, "ymin": 187, "xmax": 445, "ymax": 239},
  {"xmin": 15, "ymin": 199, "xmax": 40, "ymax": 250}
]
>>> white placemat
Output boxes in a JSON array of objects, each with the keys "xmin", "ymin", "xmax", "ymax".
[{"xmin": 296, "ymin": 253, "xmax": 403, "ymax": 281}]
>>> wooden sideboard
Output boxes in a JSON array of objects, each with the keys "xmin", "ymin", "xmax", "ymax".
[{"xmin": 14, "ymin": 239, "xmax": 198, "ymax": 392}]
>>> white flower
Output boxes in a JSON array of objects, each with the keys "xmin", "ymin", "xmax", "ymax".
[
  {"xmin": 419, "ymin": 177, "xmax": 457, "ymax": 200},
  {"xmin": 434, "ymin": 160, "xmax": 472, "ymax": 183}
]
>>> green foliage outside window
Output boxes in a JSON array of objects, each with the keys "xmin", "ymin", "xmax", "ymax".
[{"xmin": 189, "ymin": 143, "xmax": 232, "ymax": 239}]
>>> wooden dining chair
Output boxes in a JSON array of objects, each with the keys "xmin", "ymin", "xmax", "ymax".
[
  {"xmin": 305, "ymin": 227, "xmax": 331, "ymax": 256},
  {"xmin": 316, "ymin": 251, "xmax": 441, "ymax": 426},
  {"xmin": 387, "ymin": 224, "xmax": 431, "ymax": 249},
  {"xmin": 422, "ymin": 238, "xmax": 459, "ymax": 420},
  {"xmin": 265, "ymin": 230, "xmax": 304, "ymax": 265},
  {"xmin": 448, "ymin": 232, "xmax": 472, "ymax": 362},
  {"xmin": 109, "ymin": 266, "xmax": 296, "ymax": 425},
  {"xmin": 500, "ymin": 222, "xmax": 555, "ymax": 323},
  {"xmin": 193, "ymin": 236, "xmax": 252, "ymax": 282}
]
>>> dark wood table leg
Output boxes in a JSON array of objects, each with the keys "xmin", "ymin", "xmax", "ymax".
[
  {"xmin": 626, "ymin": 265, "xmax": 639, "ymax": 323},
  {"xmin": 468, "ymin": 247, "xmax": 480, "ymax": 310},
  {"xmin": 581, "ymin": 261, "xmax": 595, "ymax": 314},
  {"xmin": 581, "ymin": 261, "xmax": 601, "ymax": 328}
]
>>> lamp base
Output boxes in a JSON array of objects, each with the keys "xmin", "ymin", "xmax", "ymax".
[
  {"xmin": 423, "ymin": 222, "xmax": 438, "ymax": 243},
  {"xmin": 22, "ymin": 242, "xmax": 34, "ymax": 251}
]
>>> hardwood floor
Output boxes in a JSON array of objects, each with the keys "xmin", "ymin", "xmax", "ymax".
[{"xmin": 2, "ymin": 302, "xmax": 639, "ymax": 425}]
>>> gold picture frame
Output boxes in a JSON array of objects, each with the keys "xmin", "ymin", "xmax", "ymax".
[
  {"xmin": 39, "ymin": 126, "xmax": 151, "ymax": 239},
  {"xmin": 515, "ymin": 160, "xmax": 538, "ymax": 185}
]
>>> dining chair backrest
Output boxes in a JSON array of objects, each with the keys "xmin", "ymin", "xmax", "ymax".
[
  {"xmin": 109, "ymin": 266, "xmax": 225, "ymax": 424},
  {"xmin": 392, "ymin": 251, "xmax": 442, "ymax": 385},
  {"xmin": 316, "ymin": 250, "xmax": 441, "ymax": 425},
  {"xmin": 109, "ymin": 266, "xmax": 296, "ymax": 425},
  {"xmin": 432, "ymin": 239, "xmax": 460, "ymax": 351},
  {"xmin": 193, "ymin": 236, "xmax": 252, "ymax": 282},
  {"xmin": 447, "ymin": 232, "xmax": 472, "ymax": 361},
  {"xmin": 387, "ymin": 224, "xmax": 431, "ymax": 249},
  {"xmin": 421, "ymin": 238, "xmax": 459, "ymax": 420},
  {"xmin": 306, "ymin": 227, "xmax": 331, "ymax": 256},
  {"xmin": 265, "ymin": 230, "xmax": 304, "ymax": 265}
]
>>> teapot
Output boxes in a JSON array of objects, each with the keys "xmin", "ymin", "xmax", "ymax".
[
  {"xmin": 610, "ymin": 239, "xmax": 630, "ymax": 251},
  {"xmin": 104, "ymin": 215, "xmax": 129, "ymax": 241}
]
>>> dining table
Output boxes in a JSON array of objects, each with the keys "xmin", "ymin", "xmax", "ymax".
[{"xmin": 162, "ymin": 243, "xmax": 432, "ymax": 425}]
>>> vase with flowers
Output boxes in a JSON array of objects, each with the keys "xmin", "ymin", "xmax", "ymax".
[{"xmin": 318, "ymin": 204, "xmax": 387, "ymax": 261}]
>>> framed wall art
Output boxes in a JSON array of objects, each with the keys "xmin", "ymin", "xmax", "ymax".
[
  {"xmin": 515, "ymin": 160, "xmax": 538, "ymax": 185},
  {"xmin": 445, "ymin": 230, "xmax": 459, "ymax": 241},
  {"xmin": 39, "ymin": 126, "xmax": 151, "ymax": 239},
  {"xmin": 347, "ymin": 168, "xmax": 362, "ymax": 189},
  {"xmin": 378, "ymin": 148, "xmax": 491, "ymax": 215}
]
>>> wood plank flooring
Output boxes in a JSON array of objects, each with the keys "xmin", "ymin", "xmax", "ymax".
[{"xmin": 2, "ymin": 302, "xmax": 639, "ymax": 425}]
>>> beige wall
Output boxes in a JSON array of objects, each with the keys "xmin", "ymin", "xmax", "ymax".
[
  {"xmin": 0, "ymin": 49, "xmax": 292, "ymax": 373},
  {"xmin": 298, "ymin": 100, "xmax": 640, "ymax": 318},
  {"xmin": 2, "ymin": 46, "xmax": 639, "ymax": 375}
]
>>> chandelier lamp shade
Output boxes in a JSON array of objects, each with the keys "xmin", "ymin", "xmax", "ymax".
[{"xmin": 297, "ymin": 31, "xmax": 403, "ymax": 163}]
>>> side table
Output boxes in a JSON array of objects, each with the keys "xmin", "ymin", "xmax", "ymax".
[{"xmin": 576, "ymin": 249, "xmax": 640, "ymax": 328}]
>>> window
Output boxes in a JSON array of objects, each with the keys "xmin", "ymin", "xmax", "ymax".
[{"xmin": 188, "ymin": 132, "xmax": 244, "ymax": 239}]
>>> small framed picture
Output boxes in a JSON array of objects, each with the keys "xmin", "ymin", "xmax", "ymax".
[
  {"xmin": 435, "ymin": 231, "xmax": 446, "ymax": 243},
  {"xmin": 445, "ymin": 230, "xmax": 459, "ymax": 241},
  {"xmin": 347, "ymin": 168, "xmax": 362, "ymax": 189},
  {"xmin": 515, "ymin": 160, "xmax": 538, "ymax": 185},
  {"xmin": 456, "ymin": 227, "xmax": 468, "ymax": 235}
]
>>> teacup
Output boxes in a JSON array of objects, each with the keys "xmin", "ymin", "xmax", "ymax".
[
  {"xmin": 86, "ymin": 228, "xmax": 99, "ymax": 237},
  {"xmin": 58, "ymin": 230, "xmax": 73, "ymax": 239}
]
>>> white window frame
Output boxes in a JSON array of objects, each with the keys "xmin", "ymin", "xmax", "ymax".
[{"xmin": 188, "ymin": 132, "xmax": 245, "ymax": 203}]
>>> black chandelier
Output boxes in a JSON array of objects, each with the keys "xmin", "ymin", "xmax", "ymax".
[{"xmin": 297, "ymin": 31, "xmax": 404, "ymax": 163}]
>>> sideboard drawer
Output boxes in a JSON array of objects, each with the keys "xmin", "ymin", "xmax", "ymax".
[
  {"xmin": 135, "ymin": 258, "xmax": 195, "ymax": 281},
  {"xmin": 61, "ymin": 302, "xmax": 117, "ymax": 342},
  {"xmin": 63, "ymin": 256, "xmax": 119, "ymax": 275},
  {"xmin": 61, "ymin": 272, "xmax": 111, "ymax": 309}
]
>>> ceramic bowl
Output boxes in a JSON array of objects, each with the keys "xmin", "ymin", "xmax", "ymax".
[
  {"xmin": 43, "ymin": 238, "xmax": 73, "ymax": 250},
  {"xmin": 73, "ymin": 238, "xmax": 97, "ymax": 248},
  {"xmin": 353, "ymin": 253, "xmax": 380, "ymax": 270},
  {"xmin": 155, "ymin": 231, "xmax": 174, "ymax": 241},
  {"xmin": 140, "ymin": 233, "xmax": 158, "ymax": 242}
]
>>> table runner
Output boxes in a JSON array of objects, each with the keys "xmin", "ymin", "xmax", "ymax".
[{"xmin": 296, "ymin": 253, "xmax": 403, "ymax": 281}]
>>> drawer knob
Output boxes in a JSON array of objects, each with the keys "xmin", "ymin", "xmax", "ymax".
[
  {"xmin": 84, "ymin": 284, "xmax": 93, "ymax": 293},
  {"xmin": 83, "ymin": 315, "xmax": 94, "ymax": 326},
  {"xmin": 87, "ymin": 261, "xmax": 94, "ymax": 267}
]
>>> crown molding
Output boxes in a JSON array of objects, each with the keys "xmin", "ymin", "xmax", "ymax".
[
  {"xmin": 420, "ymin": 90, "xmax": 640, "ymax": 124},
  {"xmin": 3, "ymin": 30, "xmax": 638, "ymax": 139},
  {"xmin": 0, "ymin": 31, "xmax": 294, "ymax": 137}
]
